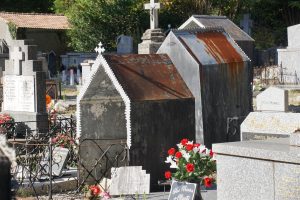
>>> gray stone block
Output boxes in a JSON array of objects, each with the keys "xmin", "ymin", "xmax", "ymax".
[{"xmin": 290, "ymin": 131, "xmax": 300, "ymax": 146}]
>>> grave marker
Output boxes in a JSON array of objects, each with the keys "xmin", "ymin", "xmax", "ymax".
[
  {"xmin": 168, "ymin": 181, "xmax": 197, "ymax": 200},
  {"xmin": 256, "ymin": 87, "xmax": 288, "ymax": 112}
]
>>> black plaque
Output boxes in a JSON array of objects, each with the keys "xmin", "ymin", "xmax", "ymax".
[{"xmin": 168, "ymin": 181, "xmax": 196, "ymax": 200}]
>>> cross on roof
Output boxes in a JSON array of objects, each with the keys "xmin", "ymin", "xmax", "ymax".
[
  {"xmin": 95, "ymin": 42, "xmax": 105, "ymax": 54},
  {"xmin": 11, "ymin": 46, "xmax": 24, "ymax": 75},
  {"xmin": 144, "ymin": 0, "xmax": 161, "ymax": 29}
]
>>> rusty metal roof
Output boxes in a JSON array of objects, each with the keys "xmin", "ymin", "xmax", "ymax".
[
  {"xmin": 103, "ymin": 54, "xmax": 194, "ymax": 101},
  {"xmin": 172, "ymin": 28, "xmax": 249, "ymax": 66},
  {"xmin": 0, "ymin": 12, "xmax": 70, "ymax": 30},
  {"xmin": 184, "ymin": 15, "xmax": 254, "ymax": 42}
]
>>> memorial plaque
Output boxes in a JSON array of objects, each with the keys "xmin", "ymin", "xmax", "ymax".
[
  {"xmin": 275, "ymin": 163, "xmax": 300, "ymax": 200},
  {"xmin": 109, "ymin": 166, "xmax": 150, "ymax": 196},
  {"xmin": 168, "ymin": 181, "xmax": 197, "ymax": 200},
  {"xmin": 40, "ymin": 147, "xmax": 69, "ymax": 177},
  {"xmin": 242, "ymin": 132, "xmax": 289, "ymax": 141},
  {"xmin": 256, "ymin": 87, "xmax": 288, "ymax": 112},
  {"xmin": 3, "ymin": 75, "xmax": 35, "ymax": 112}
]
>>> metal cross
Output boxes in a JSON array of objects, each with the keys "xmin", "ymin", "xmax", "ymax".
[
  {"xmin": 94, "ymin": 42, "xmax": 105, "ymax": 54},
  {"xmin": 144, "ymin": 0, "xmax": 161, "ymax": 29},
  {"xmin": 11, "ymin": 46, "xmax": 24, "ymax": 75}
]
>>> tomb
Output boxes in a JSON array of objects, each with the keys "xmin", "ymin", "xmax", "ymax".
[
  {"xmin": 158, "ymin": 28, "xmax": 252, "ymax": 147},
  {"xmin": 77, "ymin": 52, "xmax": 195, "ymax": 191}
]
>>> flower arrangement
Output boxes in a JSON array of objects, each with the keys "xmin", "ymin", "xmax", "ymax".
[
  {"xmin": 164, "ymin": 138, "xmax": 216, "ymax": 187},
  {"xmin": 51, "ymin": 133, "xmax": 76, "ymax": 149},
  {"xmin": 84, "ymin": 184, "xmax": 111, "ymax": 200},
  {"xmin": 0, "ymin": 113, "xmax": 15, "ymax": 135}
]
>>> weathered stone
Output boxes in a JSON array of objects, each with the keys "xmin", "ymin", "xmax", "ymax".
[
  {"xmin": 290, "ymin": 130, "xmax": 300, "ymax": 146},
  {"xmin": 138, "ymin": 29, "xmax": 165, "ymax": 54}
]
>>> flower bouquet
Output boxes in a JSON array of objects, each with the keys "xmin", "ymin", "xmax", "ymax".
[
  {"xmin": 51, "ymin": 133, "xmax": 76, "ymax": 149},
  {"xmin": 164, "ymin": 138, "xmax": 216, "ymax": 188},
  {"xmin": 84, "ymin": 184, "xmax": 111, "ymax": 200},
  {"xmin": 0, "ymin": 113, "xmax": 15, "ymax": 136}
]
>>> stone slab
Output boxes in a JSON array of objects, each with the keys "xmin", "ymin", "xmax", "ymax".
[
  {"xmin": 109, "ymin": 166, "xmax": 150, "ymax": 196},
  {"xmin": 213, "ymin": 138, "xmax": 300, "ymax": 164},
  {"xmin": 216, "ymin": 154, "xmax": 274, "ymax": 200},
  {"xmin": 240, "ymin": 112, "xmax": 300, "ymax": 140},
  {"xmin": 290, "ymin": 131, "xmax": 300, "ymax": 146},
  {"xmin": 288, "ymin": 24, "xmax": 300, "ymax": 49},
  {"xmin": 256, "ymin": 87, "xmax": 288, "ymax": 112},
  {"xmin": 242, "ymin": 132, "xmax": 289, "ymax": 141}
]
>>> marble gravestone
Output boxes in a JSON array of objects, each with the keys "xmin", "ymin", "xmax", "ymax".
[
  {"xmin": 109, "ymin": 166, "xmax": 150, "ymax": 196},
  {"xmin": 241, "ymin": 112, "xmax": 300, "ymax": 141},
  {"xmin": 81, "ymin": 60, "xmax": 94, "ymax": 85},
  {"xmin": 117, "ymin": 35, "xmax": 133, "ymax": 54},
  {"xmin": 256, "ymin": 86, "xmax": 288, "ymax": 112},
  {"xmin": 3, "ymin": 40, "xmax": 48, "ymax": 134},
  {"xmin": 213, "ymin": 136, "xmax": 300, "ymax": 200}
]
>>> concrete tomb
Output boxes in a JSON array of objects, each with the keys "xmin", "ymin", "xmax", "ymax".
[
  {"xmin": 77, "ymin": 53, "xmax": 195, "ymax": 191},
  {"xmin": 241, "ymin": 112, "xmax": 300, "ymax": 141},
  {"xmin": 256, "ymin": 86, "xmax": 288, "ymax": 112},
  {"xmin": 2, "ymin": 40, "xmax": 48, "ymax": 134},
  {"xmin": 213, "ymin": 133, "xmax": 300, "ymax": 200},
  {"xmin": 158, "ymin": 28, "xmax": 252, "ymax": 147}
]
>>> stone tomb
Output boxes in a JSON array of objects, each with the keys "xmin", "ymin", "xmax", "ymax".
[
  {"xmin": 240, "ymin": 112, "xmax": 300, "ymax": 141},
  {"xmin": 158, "ymin": 28, "xmax": 251, "ymax": 147},
  {"xmin": 213, "ymin": 135, "xmax": 300, "ymax": 200},
  {"xmin": 256, "ymin": 86, "xmax": 288, "ymax": 112},
  {"xmin": 2, "ymin": 40, "xmax": 48, "ymax": 133},
  {"xmin": 109, "ymin": 166, "xmax": 150, "ymax": 196},
  {"xmin": 77, "ymin": 54, "xmax": 195, "ymax": 191}
]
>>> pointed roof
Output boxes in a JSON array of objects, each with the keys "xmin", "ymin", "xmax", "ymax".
[
  {"xmin": 179, "ymin": 15, "xmax": 254, "ymax": 42},
  {"xmin": 103, "ymin": 54, "xmax": 193, "ymax": 101},
  {"xmin": 0, "ymin": 12, "xmax": 70, "ymax": 30},
  {"xmin": 171, "ymin": 28, "xmax": 249, "ymax": 66}
]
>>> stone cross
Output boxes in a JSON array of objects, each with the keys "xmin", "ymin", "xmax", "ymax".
[
  {"xmin": 95, "ymin": 42, "xmax": 105, "ymax": 54},
  {"xmin": 144, "ymin": 0, "xmax": 161, "ymax": 29},
  {"xmin": 240, "ymin": 13, "xmax": 253, "ymax": 36},
  {"xmin": 11, "ymin": 46, "xmax": 24, "ymax": 75}
]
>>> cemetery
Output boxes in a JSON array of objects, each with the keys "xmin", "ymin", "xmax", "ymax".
[{"xmin": 0, "ymin": 0, "xmax": 300, "ymax": 200}]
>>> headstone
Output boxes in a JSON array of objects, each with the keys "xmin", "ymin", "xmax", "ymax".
[
  {"xmin": 80, "ymin": 60, "xmax": 94, "ymax": 85},
  {"xmin": 117, "ymin": 35, "xmax": 133, "ymax": 54},
  {"xmin": 256, "ymin": 87, "xmax": 288, "ymax": 112},
  {"xmin": 76, "ymin": 68, "xmax": 81, "ymax": 85},
  {"xmin": 62, "ymin": 70, "xmax": 67, "ymax": 83},
  {"xmin": 138, "ymin": 0, "xmax": 165, "ymax": 54},
  {"xmin": 109, "ymin": 166, "xmax": 150, "ymax": 195},
  {"xmin": 213, "ymin": 137, "xmax": 300, "ymax": 200},
  {"xmin": 241, "ymin": 112, "xmax": 300, "ymax": 141},
  {"xmin": 77, "ymin": 52, "xmax": 195, "ymax": 191},
  {"xmin": 168, "ymin": 181, "xmax": 197, "ymax": 200},
  {"xmin": 240, "ymin": 14, "xmax": 253, "ymax": 36},
  {"xmin": 277, "ymin": 24, "xmax": 300, "ymax": 83},
  {"xmin": 3, "ymin": 40, "xmax": 48, "ymax": 134},
  {"xmin": 69, "ymin": 69, "xmax": 74, "ymax": 85},
  {"xmin": 40, "ymin": 147, "xmax": 69, "ymax": 177}
]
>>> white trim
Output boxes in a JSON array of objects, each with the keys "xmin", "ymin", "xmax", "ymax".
[{"xmin": 178, "ymin": 16, "xmax": 204, "ymax": 29}]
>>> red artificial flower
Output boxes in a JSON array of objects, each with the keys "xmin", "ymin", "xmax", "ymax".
[
  {"xmin": 203, "ymin": 177, "xmax": 213, "ymax": 188},
  {"xmin": 186, "ymin": 163, "xmax": 194, "ymax": 172},
  {"xmin": 165, "ymin": 171, "xmax": 172, "ymax": 179},
  {"xmin": 186, "ymin": 144, "xmax": 194, "ymax": 151},
  {"xmin": 90, "ymin": 185, "xmax": 101, "ymax": 196},
  {"xmin": 210, "ymin": 150, "xmax": 214, "ymax": 157},
  {"xmin": 193, "ymin": 143, "xmax": 200, "ymax": 148},
  {"xmin": 175, "ymin": 152, "xmax": 182, "ymax": 159},
  {"xmin": 168, "ymin": 148, "xmax": 176, "ymax": 155},
  {"xmin": 181, "ymin": 138, "xmax": 188, "ymax": 146}
]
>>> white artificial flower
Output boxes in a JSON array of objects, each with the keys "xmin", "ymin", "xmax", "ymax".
[
  {"xmin": 165, "ymin": 156, "xmax": 173, "ymax": 164},
  {"xmin": 170, "ymin": 160, "xmax": 178, "ymax": 169},
  {"xmin": 200, "ymin": 145, "xmax": 207, "ymax": 154},
  {"xmin": 181, "ymin": 150, "xmax": 191, "ymax": 162},
  {"xmin": 177, "ymin": 143, "xmax": 183, "ymax": 149},
  {"xmin": 193, "ymin": 146, "xmax": 200, "ymax": 153},
  {"xmin": 187, "ymin": 140, "xmax": 193, "ymax": 145}
]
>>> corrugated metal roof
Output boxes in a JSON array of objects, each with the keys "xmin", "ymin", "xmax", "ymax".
[
  {"xmin": 0, "ymin": 12, "xmax": 70, "ymax": 30},
  {"xmin": 173, "ymin": 28, "xmax": 248, "ymax": 66},
  {"xmin": 191, "ymin": 15, "xmax": 254, "ymax": 41},
  {"xmin": 103, "ymin": 54, "xmax": 194, "ymax": 101}
]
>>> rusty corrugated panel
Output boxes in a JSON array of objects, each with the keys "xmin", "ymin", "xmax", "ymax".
[{"xmin": 103, "ymin": 54, "xmax": 193, "ymax": 101}]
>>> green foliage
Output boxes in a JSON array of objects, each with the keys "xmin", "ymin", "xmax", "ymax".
[
  {"xmin": 7, "ymin": 22, "xmax": 17, "ymax": 39},
  {"xmin": 53, "ymin": 0, "xmax": 74, "ymax": 14}
]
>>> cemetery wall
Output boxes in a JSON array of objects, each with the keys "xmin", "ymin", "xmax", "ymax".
[
  {"xmin": 0, "ymin": 21, "xmax": 13, "ymax": 46},
  {"xmin": 130, "ymin": 99, "xmax": 195, "ymax": 191}
]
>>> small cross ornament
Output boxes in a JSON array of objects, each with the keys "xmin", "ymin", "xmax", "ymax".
[
  {"xmin": 95, "ymin": 42, "xmax": 105, "ymax": 54},
  {"xmin": 11, "ymin": 46, "xmax": 24, "ymax": 75},
  {"xmin": 144, "ymin": 0, "xmax": 161, "ymax": 29}
]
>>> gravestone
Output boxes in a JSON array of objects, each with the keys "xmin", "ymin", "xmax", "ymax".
[
  {"xmin": 277, "ymin": 24, "xmax": 300, "ymax": 83},
  {"xmin": 241, "ymin": 112, "xmax": 300, "ymax": 141},
  {"xmin": 109, "ymin": 166, "xmax": 150, "ymax": 195},
  {"xmin": 256, "ymin": 87, "xmax": 288, "ymax": 112},
  {"xmin": 40, "ymin": 147, "xmax": 69, "ymax": 177},
  {"xmin": 138, "ymin": 0, "xmax": 165, "ymax": 54},
  {"xmin": 77, "ymin": 46, "xmax": 195, "ymax": 190},
  {"xmin": 168, "ymin": 181, "xmax": 199, "ymax": 200},
  {"xmin": 3, "ymin": 40, "xmax": 48, "ymax": 134},
  {"xmin": 213, "ymin": 136, "xmax": 300, "ymax": 200},
  {"xmin": 158, "ymin": 28, "xmax": 251, "ymax": 147},
  {"xmin": 81, "ymin": 60, "xmax": 94, "ymax": 85},
  {"xmin": 117, "ymin": 35, "xmax": 133, "ymax": 54}
]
